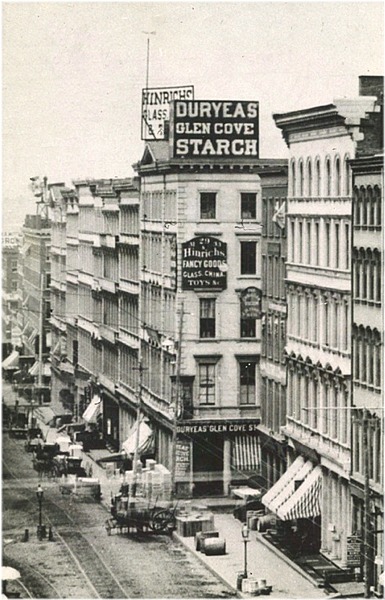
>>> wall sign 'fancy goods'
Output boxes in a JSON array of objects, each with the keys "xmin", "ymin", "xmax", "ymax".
[
  {"xmin": 172, "ymin": 100, "xmax": 259, "ymax": 158},
  {"xmin": 141, "ymin": 85, "xmax": 194, "ymax": 141},
  {"xmin": 182, "ymin": 236, "xmax": 227, "ymax": 290},
  {"xmin": 240, "ymin": 287, "xmax": 262, "ymax": 319}
]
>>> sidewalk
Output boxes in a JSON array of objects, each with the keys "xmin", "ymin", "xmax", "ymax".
[{"xmin": 81, "ymin": 449, "xmax": 330, "ymax": 599}]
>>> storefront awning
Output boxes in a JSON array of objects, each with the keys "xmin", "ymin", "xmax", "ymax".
[
  {"xmin": 262, "ymin": 456, "xmax": 322, "ymax": 521},
  {"xmin": 82, "ymin": 395, "xmax": 102, "ymax": 423},
  {"xmin": 122, "ymin": 419, "xmax": 154, "ymax": 456},
  {"xmin": 29, "ymin": 361, "xmax": 51, "ymax": 377},
  {"xmin": 276, "ymin": 465, "xmax": 322, "ymax": 521},
  {"xmin": 2, "ymin": 350, "xmax": 20, "ymax": 370},
  {"xmin": 233, "ymin": 434, "xmax": 260, "ymax": 470}
]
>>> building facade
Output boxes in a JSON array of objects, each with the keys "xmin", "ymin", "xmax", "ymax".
[
  {"xmin": 2, "ymin": 233, "xmax": 21, "ymax": 357},
  {"xmin": 16, "ymin": 212, "xmax": 52, "ymax": 403},
  {"xmin": 135, "ymin": 139, "xmax": 287, "ymax": 496},
  {"xmin": 259, "ymin": 180, "xmax": 288, "ymax": 492},
  {"xmin": 266, "ymin": 79, "xmax": 382, "ymax": 565},
  {"xmin": 350, "ymin": 152, "xmax": 383, "ymax": 595}
]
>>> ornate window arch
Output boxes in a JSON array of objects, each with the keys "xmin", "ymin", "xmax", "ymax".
[
  {"xmin": 343, "ymin": 154, "xmax": 351, "ymax": 196},
  {"xmin": 361, "ymin": 186, "xmax": 368, "ymax": 227},
  {"xmin": 353, "ymin": 185, "xmax": 361, "ymax": 225},
  {"xmin": 325, "ymin": 156, "xmax": 332, "ymax": 197},
  {"xmin": 315, "ymin": 156, "xmax": 321, "ymax": 197},
  {"xmin": 374, "ymin": 185, "xmax": 382, "ymax": 226},
  {"xmin": 290, "ymin": 158, "xmax": 296, "ymax": 197},
  {"xmin": 306, "ymin": 158, "xmax": 313, "ymax": 196},
  {"xmin": 298, "ymin": 159, "xmax": 304, "ymax": 197},
  {"xmin": 335, "ymin": 155, "xmax": 341, "ymax": 196}
]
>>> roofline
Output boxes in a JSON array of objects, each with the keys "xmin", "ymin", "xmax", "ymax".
[{"xmin": 134, "ymin": 157, "xmax": 288, "ymax": 176}]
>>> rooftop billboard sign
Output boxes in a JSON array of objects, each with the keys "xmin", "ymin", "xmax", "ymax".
[
  {"xmin": 141, "ymin": 86, "xmax": 194, "ymax": 141},
  {"xmin": 172, "ymin": 100, "xmax": 259, "ymax": 159}
]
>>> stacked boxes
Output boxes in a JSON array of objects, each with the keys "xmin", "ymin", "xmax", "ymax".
[{"xmin": 123, "ymin": 461, "xmax": 172, "ymax": 501}]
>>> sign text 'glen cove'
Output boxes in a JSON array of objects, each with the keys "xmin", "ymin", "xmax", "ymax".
[{"xmin": 173, "ymin": 100, "xmax": 259, "ymax": 158}]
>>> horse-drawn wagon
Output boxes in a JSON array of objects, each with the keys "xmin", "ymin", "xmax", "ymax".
[{"xmin": 105, "ymin": 491, "xmax": 177, "ymax": 535}]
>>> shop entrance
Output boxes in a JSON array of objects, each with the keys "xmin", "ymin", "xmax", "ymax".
[{"xmin": 192, "ymin": 433, "xmax": 223, "ymax": 496}]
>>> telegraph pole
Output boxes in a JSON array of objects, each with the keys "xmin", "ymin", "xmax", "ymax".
[
  {"xmin": 171, "ymin": 301, "xmax": 184, "ymax": 496},
  {"xmin": 37, "ymin": 273, "xmax": 44, "ymax": 392},
  {"xmin": 131, "ymin": 344, "xmax": 145, "ymax": 499}
]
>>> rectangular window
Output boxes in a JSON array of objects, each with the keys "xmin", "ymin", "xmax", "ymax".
[
  {"xmin": 240, "ymin": 241, "xmax": 257, "ymax": 275},
  {"xmin": 307, "ymin": 222, "xmax": 311, "ymax": 264},
  {"xmin": 239, "ymin": 361, "xmax": 256, "ymax": 405},
  {"xmin": 241, "ymin": 193, "xmax": 257, "ymax": 220},
  {"xmin": 326, "ymin": 222, "xmax": 330, "ymax": 266},
  {"xmin": 200, "ymin": 192, "xmax": 216, "ymax": 220},
  {"xmin": 198, "ymin": 363, "xmax": 216, "ymax": 405},
  {"xmin": 298, "ymin": 222, "xmax": 303, "ymax": 263},
  {"xmin": 315, "ymin": 222, "xmax": 319, "ymax": 265},
  {"xmin": 199, "ymin": 299, "xmax": 216, "ymax": 338},
  {"xmin": 335, "ymin": 223, "xmax": 340, "ymax": 268},
  {"xmin": 241, "ymin": 317, "xmax": 256, "ymax": 338}
]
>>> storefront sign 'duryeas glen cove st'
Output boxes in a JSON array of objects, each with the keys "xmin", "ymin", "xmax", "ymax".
[
  {"xmin": 172, "ymin": 100, "xmax": 259, "ymax": 158},
  {"xmin": 182, "ymin": 236, "xmax": 227, "ymax": 290}
]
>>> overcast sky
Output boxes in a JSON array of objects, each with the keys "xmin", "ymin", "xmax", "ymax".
[{"xmin": 2, "ymin": 1, "xmax": 384, "ymax": 227}]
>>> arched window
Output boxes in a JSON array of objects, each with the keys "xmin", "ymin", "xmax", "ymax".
[
  {"xmin": 368, "ymin": 187, "xmax": 375, "ymax": 226},
  {"xmin": 335, "ymin": 156, "xmax": 341, "ymax": 196},
  {"xmin": 354, "ymin": 186, "xmax": 361, "ymax": 225},
  {"xmin": 299, "ymin": 160, "xmax": 304, "ymax": 196},
  {"xmin": 354, "ymin": 252, "xmax": 360, "ymax": 297},
  {"xmin": 290, "ymin": 159, "xmax": 296, "ymax": 197},
  {"xmin": 325, "ymin": 157, "xmax": 332, "ymax": 196},
  {"xmin": 315, "ymin": 158, "xmax": 321, "ymax": 196},
  {"xmin": 344, "ymin": 155, "xmax": 351, "ymax": 196},
  {"xmin": 361, "ymin": 187, "xmax": 368, "ymax": 226},
  {"xmin": 307, "ymin": 159, "xmax": 313, "ymax": 196},
  {"xmin": 374, "ymin": 186, "xmax": 382, "ymax": 226},
  {"xmin": 367, "ymin": 329, "xmax": 374, "ymax": 385}
]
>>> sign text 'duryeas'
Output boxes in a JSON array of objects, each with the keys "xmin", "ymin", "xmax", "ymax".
[{"xmin": 173, "ymin": 100, "xmax": 259, "ymax": 158}]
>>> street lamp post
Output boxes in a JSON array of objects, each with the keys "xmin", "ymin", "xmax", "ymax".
[
  {"xmin": 36, "ymin": 484, "xmax": 44, "ymax": 540},
  {"xmin": 242, "ymin": 522, "xmax": 250, "ymax": 579}
]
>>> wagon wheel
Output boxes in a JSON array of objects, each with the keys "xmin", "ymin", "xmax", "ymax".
[{"xmin": 149, "ymin": 509, "xmax": 176, "ymax": 533}]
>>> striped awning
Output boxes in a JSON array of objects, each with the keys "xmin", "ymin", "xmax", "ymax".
[
  {"xmin": 262, "ymin": 456, "xmax": 322, "ymax": 521},
  {"xmin": 232, "ymin": 434, "xmax": 260, "ymax": 470}
]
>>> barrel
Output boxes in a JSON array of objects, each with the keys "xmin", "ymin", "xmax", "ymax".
[
  {"xmin": 257, "ymin": 514, "xmax": 276, "ymax": 532},
  {"xmin": 195, "ymin": 530, "xmax": 219, "ymax": 551},
  {"xmin": 202, "ymin": 537, "xmax": 226, "ymax": 555}
]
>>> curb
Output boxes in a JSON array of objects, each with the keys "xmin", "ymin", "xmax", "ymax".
[{"xmin": 172, "ymin": 531, "xmax": 244, "ymax": 597}]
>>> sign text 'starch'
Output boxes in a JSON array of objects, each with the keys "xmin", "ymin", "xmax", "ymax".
[{"xmin": 173, "ymin": 100, "xmax": 259, "ymax": 158}]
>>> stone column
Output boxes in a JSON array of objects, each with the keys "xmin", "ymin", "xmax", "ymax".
[{"xmin": 223, "ymin": 438, "xmax": 231, "ymax": 496}]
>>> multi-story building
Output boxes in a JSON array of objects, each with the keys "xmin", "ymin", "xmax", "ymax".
[
  {"xmin": 17, "ymin": 211, "xmax": 52, "ymax": 403},
  {"xmin": 66, "ymin": 178, "xmax": 141, "ymax": 449},
  {"xmin": 135, "ymin": 109, "xmax": 287, "ymax": 496},
  {"xmin": 263, "ymin": 77, "xmax": 382, "ymax": 565},
  {"xmin": 350, "ymin": 152, "xmax": 383, "ymax": 595},
  {"xmin": 259, "ymin": 181, "xmax": 288, "ymax": 491},
  {"xmin": 2, "ymin": 232, "xmax": 21, "ymax": 358},
  {"xmin": 50, "ymin": 184, "xmax": 77, "ymax": 416}
]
